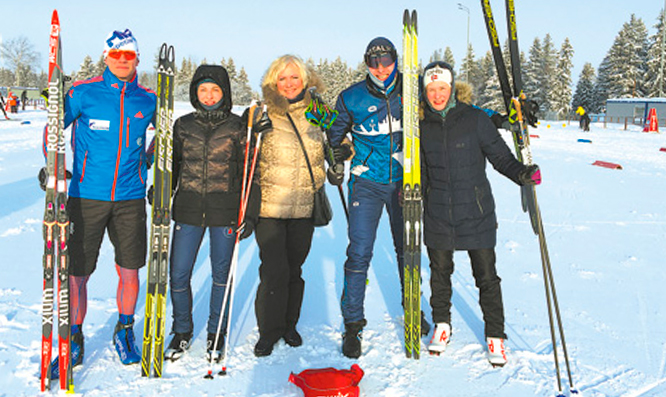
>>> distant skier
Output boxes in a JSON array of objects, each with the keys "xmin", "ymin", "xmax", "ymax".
[
  {"xmin": 418, "ymin": 62, "xmax": 541, "ymax": 367},
  {"xmin": 576, "ymin": 106, "xmax": 590, "ymax": 132},
  {"xmin": 21, "ymin": 90, "xmax": 27, "ymax": 111},
  {"xmin": 39, "ymin": 29, "xmax": 156, "ymax": 376}
]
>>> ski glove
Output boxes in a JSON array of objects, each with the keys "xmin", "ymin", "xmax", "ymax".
[
  {"xmin": 518, "ymin": 164, "xmax": 541, "ymax": 186},
  {"xmin": 252, "ymin": 107, "xmax": 272, "ymax": 135},
  {"xmin": 38, "ymin": 166, "xmax": 72, "ymax": 191},
  {"xmin": 332, "ymin": 143, "xmax": 353, "ymax": 163},
  {"xmin": 524, "ymin": 99, "xmax": 539, "ymax": 128},
  {"xmin": 306, "ymin": 93, "xmax": 338, "ymax": 129},
  {"xmin": 327, "ymin": 163, "xmax": 345, "ymax": 186},
  {"xmin": 238, "ymin": 219, "xmax": 255, "ymax": 240}
]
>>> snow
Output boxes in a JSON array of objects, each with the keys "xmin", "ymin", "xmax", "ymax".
[{"xmin": 1, "ymin": 106, "xmax": 666, "ymax": 396}]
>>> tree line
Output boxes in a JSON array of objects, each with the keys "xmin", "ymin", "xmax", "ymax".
[{"xmin": 1, "ymin": 9, "xmax": 664, "ymax": 117}]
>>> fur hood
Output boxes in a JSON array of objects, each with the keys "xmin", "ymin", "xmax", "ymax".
[{"xmin": 261, "ymin": 67, "xmax": 326, "ymax": 116}]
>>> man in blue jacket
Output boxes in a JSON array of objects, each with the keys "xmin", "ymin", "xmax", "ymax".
[
  {"xmin": 41, "ymin": 29, "xmax": 156, "ymax": 375},
  {"xmin": 327, "ymin": 37, "xmax": 429, "ymax": 358}
]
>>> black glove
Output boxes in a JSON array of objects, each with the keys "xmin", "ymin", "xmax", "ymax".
[
  {"xmin": 147, "ymin": 185, "xmax": 154, "ymax": 205},
  {"xmin": 38, "ymin": 166, "xmax": 72, "ymax": 191},
  {"xmin": 238, "ymin": 219, "xmax": 255, "ymax": 240},
  {"xmin": 518, "ymin": 164, "xmax": 541, "ymax": 186},
  {"xmin": 490, "ymin": 113, "xmax": 508, "ymax": 130},
  {"xmin": 332, "ymin": 143, "xmax": 353, "ymax": 163},
  {"xmin": 524, "ymin": 99, "xmax": 539, "ymax": 128},
  {"xmin": 251, "ymin": 106, "xmax": 272, "ymax": 135},
  {"xmin": 327, "ymin": 163, "xmax": 345, "ymax": 186}
]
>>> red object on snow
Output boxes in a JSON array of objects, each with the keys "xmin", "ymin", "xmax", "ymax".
[
  {"xmin": 592, "ymin": 160, "xmax": 623, "ymax": 170},
  {"xmin": 660, "ymin": 147, "xmax": 666, "ymax": 152},
  {"xmin": 529, "ymin": 134, "xmax": 540, "ymax": 138},
  {"xmin": 289, "ymin": 364, "xmax": 364, "ymax": 397},
  {"xmin": 643, "ymin": 108, "xmax": 659, "ymax": 132}
]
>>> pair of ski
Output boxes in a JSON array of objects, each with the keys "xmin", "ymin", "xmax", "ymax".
[
  {"xmin": 481, "ymin": 1, "xmax": 577, "ymax": 395},
  {"xmin": 402, "ymin": 9, "xmax": 422, "ymax": 360},
  {"xmin": 40, "ymin": 9, "xmax": 73, "ymax": 393},
  {"xmin": 141, "ymin": 43, "xmax": 175, "ymax": 378}
]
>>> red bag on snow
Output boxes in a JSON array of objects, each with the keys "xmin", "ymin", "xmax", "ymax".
[{"xmin": 289, "ymin": 364, "xmax": 364, "ymax": 397}]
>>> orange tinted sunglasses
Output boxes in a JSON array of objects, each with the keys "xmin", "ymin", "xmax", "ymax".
[{"xmin": 107, "ymin": 49, "xmax": 137, "ymax": 60}]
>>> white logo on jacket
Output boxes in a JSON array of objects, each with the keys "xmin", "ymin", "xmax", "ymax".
[{"xmin": 89, "ymin": 119, "xmax": 110, "ymax": 131}]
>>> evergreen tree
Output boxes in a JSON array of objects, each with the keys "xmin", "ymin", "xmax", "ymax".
[
  {"xmin": 549, "ymin": 38, "xmax": 574, "ymax": 119},
  {"xmin": 233, "ymin": 67, "xmax": 254, "ymax": 106},
  {"xmin": 477, "ymin": 51, "xmax": 503, "ymax": 112},
  {"xmin": 429, "ymin": 48, "xmax": 444, "ymax": 62},
  {"xmin": 459, "ymin": 43, "xmax": 480, "ymax": 84},
  {"xmin": 593, "ymin": 55, "xmax": 612, "ymax": 112},
  {"xmin": 175, "ymin": 57, "xmax": 195, "ymax": 101},
  {"xmin": 645, "ymin": 9, "xmax": 666, "ymax": 97},
  {"xmin": 604, "ymin": 14, "xmax": 649, "ymax": 98},
  {"xmin": 572, "ymin": 63, "xmax": 597, "ymax": 113},
  {"xmin": 444, "ymin": 47, "xmax": 455, "ymax": 69},
  {"xmin": 538, "ymin": 34, "xmax": 557, "ymax": 114},
  {"xmin": 74, "ymin": 55, "xmax": 96, "ymax": 82},
  {"xmin": 94, "ymin": 55, "xmax": 106, "ymax": 76},
  {"xmin": 523, "ymin": 37, "xmax": 543, "ymax": 113}
]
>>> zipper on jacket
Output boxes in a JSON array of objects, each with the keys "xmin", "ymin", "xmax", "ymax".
[
  {"xmin": 386, "ymin": 96, "xmax": 394, "ymax": 184},
  {"xmin": 475, "ymin": 186, "xmax": 485, "ymax": 214},
  {"xmin": 80, "ymin": 151, "xmax": 88, "ymax": 183},
  {"xmin": 201, "ymin": 134, "xmax": 210, "ymax": 226},
  {"xmin": 111, "ymin": 83, "xmax": 127, "ymax": 201}
]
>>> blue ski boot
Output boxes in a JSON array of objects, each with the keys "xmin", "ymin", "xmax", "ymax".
[
  {"xmin": 50, "ymin": 324, "xmax": 84, "ymax": 380},
  {"xmin": 113, "ymin": 314, "xmax": 141, "ymax": 365}
]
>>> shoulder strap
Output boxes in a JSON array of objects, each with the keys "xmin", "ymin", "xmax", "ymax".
[{"xmin": 286, "ymin": 112, "xmax": 316, "ymax": 190}]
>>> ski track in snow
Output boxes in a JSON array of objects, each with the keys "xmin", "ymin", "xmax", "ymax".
[{"xmin": 1, "ymin": 108, "xmax": 666, "ymax": 396}]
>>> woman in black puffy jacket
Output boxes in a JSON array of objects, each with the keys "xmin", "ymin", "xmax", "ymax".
[
  {"xmin": 164, "ymin": 64, "xmax": 260, "ymax": 362},
  {"xmin": 419, "ymin": 61, "xmax": 541, "ymax": 366}
]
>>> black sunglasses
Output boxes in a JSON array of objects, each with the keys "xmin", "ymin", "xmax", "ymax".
[{"xmin": 365, "ymin": 53, "xmax": 395, "ymax": 69}]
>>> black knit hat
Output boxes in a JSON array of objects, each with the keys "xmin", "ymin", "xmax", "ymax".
[{"xmin": 364, "ymin": 37, "xmax": 397, "ymax": 67}]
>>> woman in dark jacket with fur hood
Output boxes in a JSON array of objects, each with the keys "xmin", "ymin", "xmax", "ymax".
[
  {"xmin": 164, "ymin": 64, "xmax": 260, "ymax": 362},
  {"xmin": 419, "ymin": 61, "xmax": 541, "ymax": 367}
]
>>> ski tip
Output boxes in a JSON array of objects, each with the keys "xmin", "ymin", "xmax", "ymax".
[
  {"xmin": 167, "ymin": 45, "xmax": 175, "ymax": 63},
  {"xmin": 159, "ymin": 43, "xmax": 168, "ymax": 60},
  {"xmin": 219, "ymin": 367, "xmax": 228, "ymax": 376},
  {"xmin": 204, "ymin": 370, "xmax": 214, "ymax": 380},
  {"xmin": 411, "ymin": 10, "xmax": 418, "ymax": 33},
  {"xmin": 403, "ymin": 9, "xmax": 410, "ymax": 25},
  {"xmin": 51, "ymin": 9, "xmax": 59, "ymax": 23}
]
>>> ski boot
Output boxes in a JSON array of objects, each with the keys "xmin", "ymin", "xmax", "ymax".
[
  {"xmin": 486, "ymin": 337, "xmax": 507, "ymax": 367},
  {"xmin": 164, "ymin": 332, "xmax": 193, "ymax": 362},
  {"xmin": 207, "ymin": 332, "xmax": 225, "ymax": 363},
  {"xmin": 113, "ymin": 314, "xmax": 141, "ymax": 365},
  {"xmin": 428, "ymin": 322, "xmax": 451, "ymax": 356},
  {"xmin": 50, "ymin": 324, "xmax": 84, "ymax": 380},
  {"xmin": 342, "ymin": 319, "xmax": 366, "ymax": 359}
]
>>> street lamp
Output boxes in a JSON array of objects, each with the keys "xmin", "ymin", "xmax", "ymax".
[{"xmin": 458, "ymin": 3, "xmax": 470, "ymax": 82}]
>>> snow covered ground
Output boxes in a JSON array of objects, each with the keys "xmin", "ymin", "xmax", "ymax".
[{"xmin": 1, "ymin": 105, "xmax": 665, "ymax": 396}]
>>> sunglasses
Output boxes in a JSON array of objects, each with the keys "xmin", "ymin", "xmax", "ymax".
[
  {"xmin": 107, "ymin": 49, "xmax": 137, "ymax": 60},
  {"xmin": 365, "ymin": 53, "xmax": 395, "ymax": 69}
]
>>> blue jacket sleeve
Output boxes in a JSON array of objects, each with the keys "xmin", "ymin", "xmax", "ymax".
[{"xmin": 326, "ymin": 93, "xmax": 352, "ymax": 147}]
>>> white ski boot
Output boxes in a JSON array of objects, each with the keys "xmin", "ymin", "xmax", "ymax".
[
  {"xmin": 428, "ymin": 322, "xmax": 451, "ymax": 356},
  {"xmin": 486, "ymin": 337, "xmax": 507, "ymax": 367}
]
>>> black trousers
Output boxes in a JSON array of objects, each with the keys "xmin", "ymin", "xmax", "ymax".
[
  {"xmin": 428, "ymin": 247, "xmax": 507, "ymax": 339},
  {"xmin": 254, "ymin": 217, "xmax": 314, "ymax": 343}
]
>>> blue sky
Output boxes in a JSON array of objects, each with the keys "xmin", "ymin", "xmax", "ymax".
[{"xmin": 1, "ymin": 0, "xmax": 664, "ymax": 90}]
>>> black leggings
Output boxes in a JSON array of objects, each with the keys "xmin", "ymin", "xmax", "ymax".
[{"xmin": 428, "ymin": 247, "xmax": 507, "ymax": 339}]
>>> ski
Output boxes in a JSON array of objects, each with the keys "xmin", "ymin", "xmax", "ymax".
[
  {"xmin": 41, "ymin": 9, "xmax": 72, "ymax": 393},
  {"xmin": 402, "ymin": 9, "xmax": 421, "ymax": 360},
  {"xmin": 0, "ymin": 92, "xmax": 10, "ymax": 120},
  {"xmin": 141, "ymin": 43, "xmax": 175, "ymax": 378},
  {"xmin": 481, "ymin": 1, "xmax": 577, "ymax": 394}
]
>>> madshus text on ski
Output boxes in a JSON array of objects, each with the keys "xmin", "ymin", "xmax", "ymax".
[{"xmin": 38, "ymin": 3, "xmax": 574, "ymax": 395}]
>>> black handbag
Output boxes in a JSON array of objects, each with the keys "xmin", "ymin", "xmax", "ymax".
[{"xmin": 287, "ymin": 113, "xmax": 332, "ymax": 227}]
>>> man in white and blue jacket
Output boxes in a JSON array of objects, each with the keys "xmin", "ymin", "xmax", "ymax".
[
  {"xmin": 41, "ymin": 29, "xmax": 156, "ymax": 374},
  {"xmin": 327, "ymin": 37, "xmax": 429, "ymax": 358}
]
